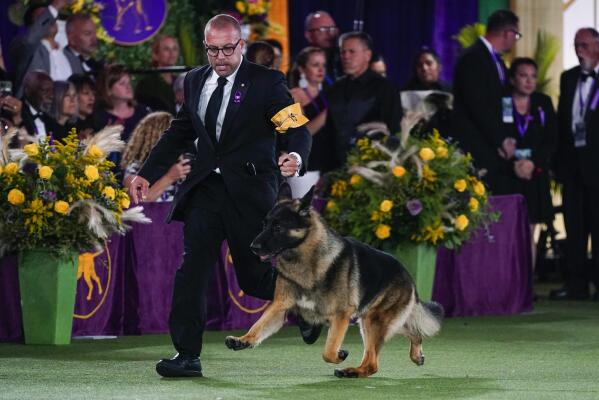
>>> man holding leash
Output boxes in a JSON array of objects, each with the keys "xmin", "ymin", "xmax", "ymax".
[{"xmin": 128, "ymin": 14, "xmax": 313, "ymax": 378}]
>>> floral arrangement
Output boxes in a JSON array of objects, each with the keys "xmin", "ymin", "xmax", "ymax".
[
  {"xmin": 323, "ymin": 125, "xmax": 497, "ymax": 250},
  {"xmin": 0, "ymin": 128, "xmax": 149, "ymax": 257},
  {"xmin": 69, "ymin": 0, "xmax": 114, "ymax": 43},
  {"xmin": 232, "ymin": 0, "xmax": 278, "ymax": 40}
]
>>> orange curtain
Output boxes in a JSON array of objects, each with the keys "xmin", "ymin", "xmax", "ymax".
[{"xmin": 267, "ymin": 0, "xmax": 290, "ymax": 73}]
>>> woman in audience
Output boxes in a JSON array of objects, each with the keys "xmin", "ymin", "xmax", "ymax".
[
  {"xmin": 246, "ymin": 41, "xmax": 275, "ymax": 68},
  {"xmin": 121, "ymin": 111, "xmax": 191, "ymax": 202},
  {"xmin": 47, "ymin": 80, "xmax": 78, "ymax": 141},
  {"xmin": 68, "ymin": 74, "xmax": 99, "ymax": 139},
  {"xmin": 135, "ymin": 35, "xmax": 180, "ymax": 114},
  {"xmin": 404, "ymin": 47, "xmax": 450, "ymax": 92},
  {"xmin": 287, "ymin": 46, "xmax": 332, "ymax": 196},
  {"xmin": 504, "ymin": 57, "xmax": 557, "ymax": 268}
]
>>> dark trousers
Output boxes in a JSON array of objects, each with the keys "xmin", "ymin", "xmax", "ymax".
[
  {"xmin": 562, "ymin": 174, "xmax": 599, "ymax": 294},
  {"xmin": 169, "ymin": 173, "xmax": 276, "ymax": 357}
]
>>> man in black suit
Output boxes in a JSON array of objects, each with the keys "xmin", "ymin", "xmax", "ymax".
[
  {"xmin": 452, "ymin": 10, "xmax": 521, "ymax": 194},
  {"xmin": 551, "ymin": 28, "xmax": 599, "ymax": 301},
  {"xmin": 19, "ymin": 70, "xmax": 54, "ymax": 143},
  {"xmin": 128, "ymin": 14, "xmax": 312, "ymax": 378},
  {"xmin": 63, "ymin": 13, "xmax": 103, "ymax": 77}
]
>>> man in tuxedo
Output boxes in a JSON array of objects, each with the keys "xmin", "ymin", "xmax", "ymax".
[
  {"xmin": 19, "ymin": 70, "xmax": 54, "ymax": 142},
  {"xmin": 452, "ymin": 10, "xmax": 521, "ymax": 194},
  {"xmin": 551, "ymin": 28, "xmax": 599, "ymax": 301},
  {"xmin": 63, "ymin": 14, "xmax": 103, "ymax": 76},
  {"xmin": 128, "ymin": 14, "xmax": 312, "ymax": 378},
  {"xmin": 304, "ymin": 10, "xmax": 342, "ymax": 87}
]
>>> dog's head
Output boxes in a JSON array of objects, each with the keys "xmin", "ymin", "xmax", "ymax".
[{"xmin": 250, "ymin": 183, "xmax": 315, "ymax": 261}]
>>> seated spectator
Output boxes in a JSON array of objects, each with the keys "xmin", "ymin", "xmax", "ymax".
[
  {"xmin": 63, "ymin": 13, "xmax": 102, "ymax": 77},
  {"xmin": 370, "ymin": 53, "xmax": 387, "ymax": 77},
  {"xmin": 0, "ymin": 82, "xmax": 24, "ymax": 130},
  {"xmin": 173, "ymin": 72, "xmax": 187, "ymax": 114},
  {"xmin": 134, "ymin": 35, "xmax": 180, "ymax": 114},
  {"xmin": 246, "ymin": 41, "xmax": 275, "ymax": 68},
  {"xmin": 68, "ymin": 73, "xmax": 100, "ymax": 139},
  {"xmin": 121, "ymin": 111, "xmax": 190, "ymax": 202},
  {"xmin": 20, "ymin": 70, "xmax": 55, "ymax": 144},
  {"xmin": 404, "ymin": 47, "xmax": 450, "ymax": 92},
  {"xmin": 264, "ymin": 38, "xmax": 283, "ymax": 70},
  {"xmin": 46, "ymin": 80, "xmax": 78, "ymax": 141}
]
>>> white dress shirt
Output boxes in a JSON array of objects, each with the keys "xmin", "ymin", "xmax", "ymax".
[
  {"xmin": 41, "ymin": 39, "xmax": 72, "ymax": 81},
  {"xmin": 28, "ymin": 104, "xmax": 47, "ymax": 141}
]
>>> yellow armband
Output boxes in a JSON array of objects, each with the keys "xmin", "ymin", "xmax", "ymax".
[{"xmin": 270, "ymin": 103, "xmax": 309, "ymax": 133}]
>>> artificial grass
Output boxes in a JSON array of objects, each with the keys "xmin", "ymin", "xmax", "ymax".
[{"xmin": 1, "ymin": 299, "xmax": 598, "ymax": 400}]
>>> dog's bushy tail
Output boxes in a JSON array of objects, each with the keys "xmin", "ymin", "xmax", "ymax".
[{"xmin": 406, "ymin": 300, "xmax": 444, "ymax": 337}]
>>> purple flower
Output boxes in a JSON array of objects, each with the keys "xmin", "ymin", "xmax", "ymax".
[
  {"xmin": 406, "ymin": 199, "xmax": 423, "ymax": 216},
  {"xmin": 40, "ymin": 190, "xmax": 57, "ymax": 201}
]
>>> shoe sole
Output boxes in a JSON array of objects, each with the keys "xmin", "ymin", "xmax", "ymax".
[{"xmin": 156, "ymin": 364, "xmax": 203, "ymax": 378}]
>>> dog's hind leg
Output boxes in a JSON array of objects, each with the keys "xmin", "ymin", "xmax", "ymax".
[
  {"xmin": 408, "ymin": 334, "xmax": 425, "ymax": 366},
  {"xmin": 322, "ymin": 312, "xmax": 352, "ymax": 364}
]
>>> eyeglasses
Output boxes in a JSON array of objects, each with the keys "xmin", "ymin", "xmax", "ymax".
[
  {"xmin": 508, "ymin": 29, "xmax": 523, "ymax": 40},
  {"xmin": 309, "ymin": 26, "xmax": 338, "ymax": 34},
  {"xmin": 204, "ymin": 39, "xmax": 241, "ymax": 57}
]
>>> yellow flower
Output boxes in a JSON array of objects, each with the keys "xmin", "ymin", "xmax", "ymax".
[
  {"xmin": 392, "ymin": 166, "xmax": 406, "ymax": 177},
  {"xmin": 371, "ymin": 210, "xmax": 380, "ymax": 221},
  {"xmin": 436, "ymin": 146, "xmax": 448, "ymax": 158},
  {"xmin": 423, "ymin": 224, "xmax": 445, "ymax": 245},
  {"xmin": 469, "ymin": 197, "xmax": 479, "ymax": 212},
  {"xmin": 375, "ymin": 224, "xmax": 391, "ymax": 240},
  {"xmin": 422, "ymin": 165, "xmax": 437, "ymax": 184},
  {"xmin": 88, "ymin": 145, "xmax": 104, "ymax": 158},
  {"xmin": 454, "ymin": 179, "xmax": 467, "ymax": 192},
  {"xmin": 4, "ymin": 162, "xmax": 18, "ymax": 175},
  {"xmin": 331, "ymin": 180, "xmax": 348, "ymax": 197},
  {"xmin": 235, "ymin": 0, "xmax": 246, "ymax": 13},
  {"xmin": 326, "ymin": 200, "xmax": 337, "ymax": 212},
  {"xmin": 23, "ymin": 143, "xmax": 39, "ymax": 157},
  {"xmin": 350, "ymin": 174, "xmax": 362, "ymax": 185},
  {"xmin": 379, "ymin": 199, "xmax": 393, "ymax": 213},
  {"xmin": 38, "ymin": 166, "xmax": 53, "ymax": 180},
  {"xmin": 455, "ymin": 215, "xmax": 469, "ymax": 231},
  {"xmin": 8, "ymin": 189, "xmax": 25, "ymax": 205},
  {"xmin": 103, "ymin": 186, "xmax": 116, "ymax": 200},
  {"xmin": 419, "ymin": 147, "xmax": 435, "ymax": 161},
  {"xmin": 120, "ymin": 195, "xmax": 131, "ymax": 209},
  {"xmin": 473, "ymin": 181, "xmax": 486, "ymax": 196},
  {"xmin": 54, "ymin": 200, "xmax": 70, "ymax": 215},
  {"xmin": 85, "ymin": 165, "xmax": 100, "ymax": 181}
]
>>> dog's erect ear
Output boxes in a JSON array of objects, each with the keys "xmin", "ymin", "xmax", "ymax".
[
  {"xmin": 277, "ymin": 182, "xmax": 293, "ymax": 202},
  {"xmin": 299, "ymin": 185, "xmax": 315, "ymax": 213}
]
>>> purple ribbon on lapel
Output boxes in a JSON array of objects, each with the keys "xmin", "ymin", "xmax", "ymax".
[
  {"xmin": 538, "ymin": 106, "xmax": 545, "ymax": 127},
  {"xmin": 233, "ymin": 90, "xmax": 242, "ymax": 104},
  {"xmin": 591, "ymin": 89, "xmax": 599, "ymax": 111}
]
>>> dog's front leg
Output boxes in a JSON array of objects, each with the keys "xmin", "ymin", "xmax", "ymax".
[
  {"xmin": 225, "ymin": 285, "xmax": 294, "ymax": 351},
  {"xmin": 322, "ymin": 312, "xmax": 352, "ymax": 364}
]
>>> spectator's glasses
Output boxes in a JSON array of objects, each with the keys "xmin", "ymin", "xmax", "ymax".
[
  {"xmin": 204, "ymin": 39, "xmax": 241, "ymax": 57},
  {"xmin": 507, "ymin": 29, "xmax": 523, "ymax": 40},
  {"xmin": 309, "ymin": 26, "xmax": 338, "ymax": 34}
]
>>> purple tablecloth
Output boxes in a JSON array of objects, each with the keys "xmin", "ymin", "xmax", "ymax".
[{"xmin": 0, "ymin": 195, "xmax": 532, "ymax": 342}]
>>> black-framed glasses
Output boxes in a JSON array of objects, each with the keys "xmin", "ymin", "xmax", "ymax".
[
  {"xmin": 204, "ymin": 39, "xmax": 241, "ymax": 57},
  {"xmin": 508, "ymin": 29, "xmax": 523, "ymax": 40},
  {"xmin": 309, "ymin": 26, "xmax": 338, "ymax": 34}
]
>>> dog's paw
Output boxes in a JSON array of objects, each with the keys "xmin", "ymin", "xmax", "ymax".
[
  {"xmin": 337, "ymin": 349, "xmax": 349, "ymax": 361},
  {"xmin": 225, "ymin": 336, "xmax": 252, "ymax": 351},
  {"xmin": 413, "ymin": 354, "xmax": 425, "ymax": 366},
  {"xmin": 334, "ymin": 368, "xmax": 359, "ymax": 378}
]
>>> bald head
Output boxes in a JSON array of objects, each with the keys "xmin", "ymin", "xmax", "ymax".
[
  {"xmin": 204, "ymin": 14, "xmax": 241, "ymax": 39},
  {"xmin": 304, "ymin": 11, "xmax": 338, "ymax": 49},
  {"xmin": 23, "ymin": 70, "xmax": 54, "ymax": 112}
]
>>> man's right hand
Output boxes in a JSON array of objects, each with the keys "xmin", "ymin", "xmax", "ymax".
[{"xmin": 128, "ymin": 175, "xmax": 150, "ymax": 204}]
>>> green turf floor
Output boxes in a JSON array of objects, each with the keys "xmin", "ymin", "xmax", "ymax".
[{"xmin": 1, "ymin": 299, "xmax": 598, "ymax": 400}]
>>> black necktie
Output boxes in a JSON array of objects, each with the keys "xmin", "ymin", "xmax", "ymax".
[
  {"xmin": 581, "ymin": 70, "xmax": 597, "ymax": 82},
  {"xmin": 204, "ymin": 76, "xmax": 228, "ymax": 143}
]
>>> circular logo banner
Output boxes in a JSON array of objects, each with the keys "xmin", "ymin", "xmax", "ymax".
[{"xmin": 98, "ymin": 0, "xmax": 167, "ymax": 45}]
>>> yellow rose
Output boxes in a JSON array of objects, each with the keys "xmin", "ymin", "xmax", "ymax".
[
  {"xmin": 4, "ymin": 162, "xmax": 18, "ymax": 175},
  {"xmin": 375, "ymin": 224, "xmax": 391, "ymax": 240},
  {"xmin": 103, "ymin": 186, "xmax": 116, "ymax": 200},
  {"xmin": 350, "ymin": 174, "xmax": 362, "ymax": 185},
  {"xmin": 419, "ymin": 147, "xmax": 435, "ymax": 161},
  {"xmin": 326, "ymin": 200, "xmax": 337, "ymax": 212},
  {"xmin": 473, "ymin": 181, "xmax": 486, "ymax": 196},
  {"xmin": 392, "ymin": 166, "xmax": 406, "ymax": 177},
  {"xmin": 379, "ymin": 199, "xmax": 393, "ymax": 213},
  {"xmin": 436, "ymin": 146, "xmax": 448, "ymax": 158},
  {"xmin": 235, "ymin": 0, "xmax": 246, "ymax": 13},
  {"xmin": 469, "ymin": 197, "xmax": 479, "ymax": 212},
  {"xmin": 455, "ymin": 215, "xmax": 469, "ymax": 231},
  {"xmin": 120, "ymin": 195, "xmax": 131, "ymax": 209},
  {"xmin": 87, "ymin": 145, "xmax": 104, "ymax": 158},
  {"xmin": 38, "ymin": 166, "xmax": 53, "ymax": 180},
  {"xmin": 23, "ymin": 143, "xmax": 39, "ymax": 157},
  {"xmin": 54, "ymin": 200, "xmax": 70, "ymax": 214},
  {"xmin": 85, "ymin": 165, "xmax": 100, "ymax": 181},
  {"xmin": 454, "ymin": 179, "xmax": 467, "ymax": 192},
  {"xmin": 7, "ymin": 188, "xmax": 25, "ymax": 205}
]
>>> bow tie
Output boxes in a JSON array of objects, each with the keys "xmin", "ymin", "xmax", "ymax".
[
  {"xmin": 580, "ymin": 70, "xmax": 597, "ymax": 81},
  {"xmin": 31, "ymin": 112, "xmax": 42, "ymax": 120}
]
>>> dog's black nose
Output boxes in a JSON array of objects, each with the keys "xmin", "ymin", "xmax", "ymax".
[{"xmin": 250, "ymin": 240, "xmax": 261, "ymax": 254}]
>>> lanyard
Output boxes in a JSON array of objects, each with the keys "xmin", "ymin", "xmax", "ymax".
[{"xmin": 578, "ymin": 78, "xmax": 596, "ymax": 117}]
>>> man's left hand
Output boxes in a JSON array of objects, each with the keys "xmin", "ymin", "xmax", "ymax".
[{"xmin": 278, "ymin": 153, "xmax": 299, "ymax": 177}]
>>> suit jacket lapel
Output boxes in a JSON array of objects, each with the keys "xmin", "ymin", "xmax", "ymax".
[
  {"xmin": 190, "ymin": 67, "xmax": 215, "ymax": 151},
  {"xmin": 219, "ymin": 60, "xmax": 251, "ymax": 146}
]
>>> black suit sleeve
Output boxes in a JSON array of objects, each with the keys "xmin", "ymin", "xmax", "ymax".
[
  {"xmin": 532, "ymin": 94, "xmax": 557, "ymax": 171},
  {"xmin": 379, "ymin": 84, "xmax": 402, "ymax": 134}
]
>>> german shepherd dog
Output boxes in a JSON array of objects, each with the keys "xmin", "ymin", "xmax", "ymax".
[{"xmin": 225, "ymin": 183, "xmax": 443, "ymax": 378}]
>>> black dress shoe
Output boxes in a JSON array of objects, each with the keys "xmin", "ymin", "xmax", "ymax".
[
  {"xmin": 548, "ymin": 288, "xmax": 590, "ymax": 301},
  {"xmin": 156, "ymin": 353, "xmax": 203, "ymax": 377},
  {"xmin": 297, "ymin": 315, "xmax": 322, "ymax": 345}
]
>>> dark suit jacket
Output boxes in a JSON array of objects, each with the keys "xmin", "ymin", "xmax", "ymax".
[
  {"xmin": 20, "ymin": 104, "xmax": 53, "ymax": 140},
  {"xmin": 63, "ymin": 46, "xmax": 104, "ymax": 77},
  {"xmin": 138, "ymin": 60, "xmax": 312, "ymax": 222},
  {"xmin": 452, "ymin": 39, "xmax": 508, "ymax": 183},
  {"xmin": 556, "ymin": 66, "xmax": 599, "ymax": 186}
]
